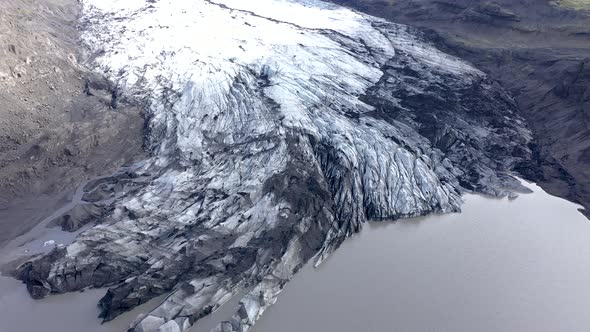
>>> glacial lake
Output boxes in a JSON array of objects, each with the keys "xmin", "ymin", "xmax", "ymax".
[
  {"xmin": 254, "ymin": 180, "xmax": 590, "ymax": 332},
  {"xmin": 2, "ymin": 180, "xmax": 590, "ymax": 332}
]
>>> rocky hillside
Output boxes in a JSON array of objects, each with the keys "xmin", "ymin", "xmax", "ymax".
[
  {"xmin": 0, "ymin": 0, "xmax": 145, "ymax": 246},
  {"xmin": 17, "ymin": 1, "xmax": 534, "ymax": 331},
  {"xmin": 328, "ymin": 0, "xmax": 590, "ymax": 217}
]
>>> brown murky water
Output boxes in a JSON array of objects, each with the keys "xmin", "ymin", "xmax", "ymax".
[
  {"xmin": 0, "ymin": 276, "xmax": 165, "ymax": 332},
  {"xmin": 254, "ymin": 181, "xmax": 590, "ymax": 332}
]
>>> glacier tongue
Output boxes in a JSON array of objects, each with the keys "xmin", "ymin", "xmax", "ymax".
[{"xmin": 17, "ymin": 0, "xmax": 532, "ymax": 331}]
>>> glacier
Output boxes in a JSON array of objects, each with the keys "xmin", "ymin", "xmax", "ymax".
[{"xmin": 17, "ymin": 0, "xmax": 533, "ymax": 331}]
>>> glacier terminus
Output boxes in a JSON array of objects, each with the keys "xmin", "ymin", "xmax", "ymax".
[{"xmin": 17, "ymin": 0, "xmax": 534, "ymax": 331}]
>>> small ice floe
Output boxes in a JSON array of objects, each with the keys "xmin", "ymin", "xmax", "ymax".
[{"xmin": 43, "ymin": 240, "xmax": 55, "ymax": 247}]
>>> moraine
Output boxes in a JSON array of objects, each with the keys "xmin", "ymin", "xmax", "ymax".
[{"xmin": 15, "ymin": 0, "xmax": 536, "ymax": 331}]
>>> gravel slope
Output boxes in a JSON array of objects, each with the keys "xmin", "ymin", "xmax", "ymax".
[{"xmin": 0, "ymin": 0, "xmax": 145, "ymax": 247}]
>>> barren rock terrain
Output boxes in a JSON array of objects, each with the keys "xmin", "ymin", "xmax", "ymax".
[{"xmin": 0, "ymin": 0, "xmax": 145, "ymax": 246}]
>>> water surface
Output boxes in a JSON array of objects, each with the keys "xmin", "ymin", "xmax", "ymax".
[
  {"xmin": 254, "ymin": 181, "xmax": 590, "ymax": 332},
  {"xmin": 0, "ymin": 276, "xmax": 165, "ymax": 332}
]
